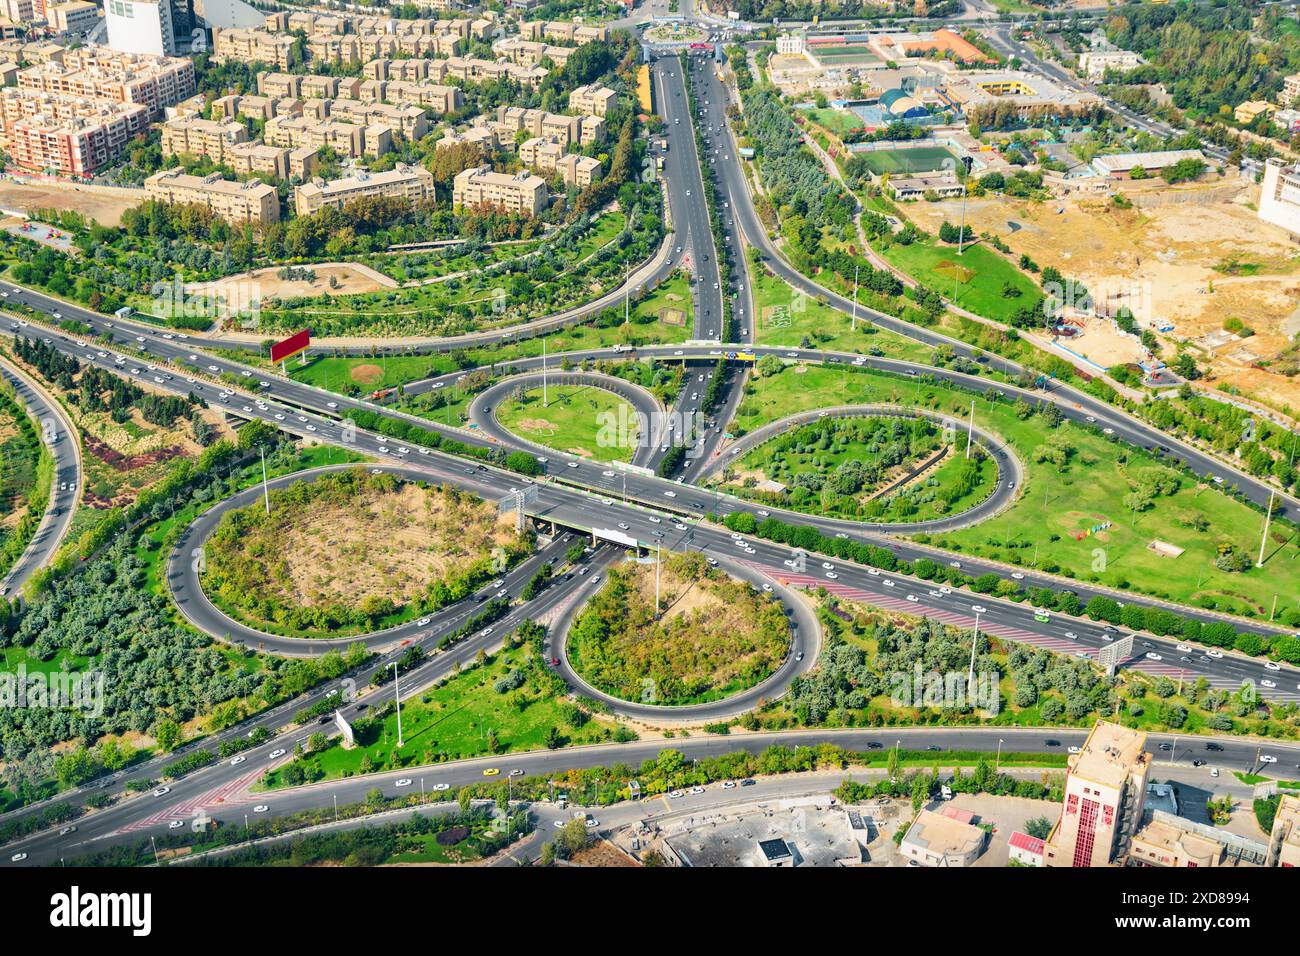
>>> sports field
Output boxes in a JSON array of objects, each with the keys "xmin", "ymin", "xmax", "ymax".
[{"xmin": 859, "ymin": 145, "xmax": 959, "ymax": 175}]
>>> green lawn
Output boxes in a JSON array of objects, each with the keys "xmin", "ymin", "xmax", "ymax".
[
  {"xmin": 0, "ymin": 646, "xmax": 92, "ymax": 677},
  {"xmin": 799, "ymin": 107, "xmax": 866, "ymax": 137},
  {"xmin": 737, "ymin": 364, "xmax": 1300, "ymax": 618},
  {"xmin": 257, "ymin": 646, "xmax": 617, "ymax": 789},
  {"xmin": 750, "ymin": 265, "xmax": 933, "ymax": 362},
  {"xmin": 877, "ymin": 238, "xmax": 1041, "ymax": 325},
  {"xmin": 497, "ymin": 383, "xmax": 639, "ymax": 462}
]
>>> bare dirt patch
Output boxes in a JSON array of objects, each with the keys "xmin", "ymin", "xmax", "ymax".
[
  {"xmin": 0, "ymin": 181, "xmax": 142, "ymax": 227},
  {"xmin": 349, "ymin": 363, "xmax": 384, "ymax": 386},
  {"xmin": 907, "ymin": 189, "xmax": 1300, "ymax": 405}
]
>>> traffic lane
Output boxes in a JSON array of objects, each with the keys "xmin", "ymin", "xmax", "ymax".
[
  {"xmin": 19, "ymin": 724, "xmax": 1300, "ymax": 865},
  {"xmin": 9, "ymin": 323, "xmax": 1297, "ymax": 703},
  {"xmin": 2, "ymin": 553, "xmax": 610, "ymax": 864},
  {"xmin": 0, "ymin": 359, "xmax": 79, "ymax": 593},
  {"xmin": 547, "ymin": 550, "xmax": 819, "ymax": 721}
]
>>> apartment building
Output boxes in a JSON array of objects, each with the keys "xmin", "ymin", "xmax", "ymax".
[
  {"xmin": 48, "ymin": 1, "xmax": 100, "ymax": 35},
  {"xmin": 19, "ymin": 49, "xmax": 196, "ymax": 118},
  {"xmin": 522, "ymin": 20, "xmax": 607, "ymax": 44},
  {"xmin": 1268, "ymin": 794, "xmax": 1300, "ymax": 868},
  {"xmin": 453, "ymin": 164, "xmax": 547, "ymax": 215},
  {"xmin": 328, "ymin": 97, "xmax": 427, "ymax": 140},
  {"xmin": 437, "ymin": 125, "xmax": 497, "ymax": 151},
  {"xmin": 0, "ymin": 91, "xmax": 149, "ymax": 175},
  {"xmin": 518, "ymin": 135, "xmax": 563, "ymax": 171},
  {"xmin": 1044, "ymin": 722, "xmax": 1151, "ymax": 867},
  {"xmin": 568, "ymin": 83, "xmax": 617, "ymax": 118},
  {"xmin": 364, "ymin": 58, "xmax": 431, "ymax": 82},
  {"xmin": 265, "ymin": 114, "xmax": 390, "ymax": 159},
  {"xmin": 161, "ymin": 115, "xmax": 248, "ymax": 159},
  {"xmin": 212, "ymin": 27, "xmax": 296, "ymax": 69},
  {"xmin": 146, "ymin": 168, "xmax": 280, "ymax": 225},
  {"xmin": 257, "ymin": 72, "xmax": 302, "ymax": 99},
  {"xmin": 441, "ymin": 55, "xmax": 548, "ymax": 88},
  {"xmin": 556, "ymin": 153, "xmax": 601, "ymax": 187},
  {"xmin": 224, "ymin": 141, "xmax": 290, "ymax": 180},
  {"xmin": 1283, "ymin": 72, "xmax": 1300, "ymax": 108},
  {"xmin": 295, "ymin": 163, "xmax": 434, "ymax": 215},
  {"xmin": 494, "ymin": 37, "xmax": 573, "ymax": 69},
  {"xmin": 383, "ymin": 80, "xmax": 463, "ymax": 116},
  {"xmin": 1076, "ymin": 49, "xmax": 1142, "ymax": 81}
]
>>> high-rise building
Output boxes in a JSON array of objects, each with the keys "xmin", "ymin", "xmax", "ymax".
[
  {"xmin": 1268, "ymin": 794, "xmax": 1300, "ymax": 868},
  {"xmin": 1044, "ymin": 722, "xmax": 1151, "ymax": 867},
  {"xmin": 1259, "ymin": 159, "xmax": 1300, "ymax": 241},
  {"xmin": 104, "ymin": 0, "xmax": 176, "ymax": 56}
]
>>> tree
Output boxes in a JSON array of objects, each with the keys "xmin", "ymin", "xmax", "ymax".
[{"xmin": 153, "ymin": 717, "xmax": 182, "ymax": 752}]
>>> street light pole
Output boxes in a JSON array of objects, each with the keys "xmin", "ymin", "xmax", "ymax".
[
  {"xmin": 260, "ymin": 445, "xmax": 270, "ymax": 515},
  {"xmin": 390, "ymin": 661, "xmax": 403, "ymax": 748},
  {"xmin": 851, "ymin": 263, "xmax": 859, "ymax": 333},
  {"xmin": 1256, "ymin": 489, "xmax": 1274, "ymax": 567},
  {"xmin": 967, "ymin": 611, "xmax": 981, "ymax": 690},
  {"xmin": 965, "ymin": 399, "xmax": 974, "ymax": 459},
  {"xmin": 996, "ymin": 737, "xmax": 1003, "ymax": 773}
]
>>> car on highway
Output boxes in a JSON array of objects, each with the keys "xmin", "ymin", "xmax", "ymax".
[
  {"xmin": 1261, "ymin": 755, "xmax": 1278, "ymax": 764},
  {"xmin": 483, "ymin": 768, "xmax": 500, "ymax": 776},
  {"xmin": 1145, "ymin": 652, "xmax": 1162, "ymax": 661},
  {"xmin": 395, "ymin": 779, "xmax": 413, "ymax": 788},
  {"xmin": 1265, "ymin": 661, "xmax": 1281, "ymax": 671},
  {"xmin": 10, "ymin": 853, "xmax": 27, "ymax": 863},
  {"xmin": 971, "ymin": 605, "xmax": 987, "ymax": 614},
  {"xmin": 268, "ymin": 749, "xmax": 286, "ymax": 759},
  {"xmin": 154, "ymin": 787, "xmax": 171, "ymax": 797},
  {"xmin": 168, "ymin": 820, "xmax": 184, "ymax": 829},
  {"xmin": 230, "ymin": 755, "xmax": 247, "ymax": 766},
  {"xmin": 253, "ymin": 805, "xmax": 269, "ymax": 813}
]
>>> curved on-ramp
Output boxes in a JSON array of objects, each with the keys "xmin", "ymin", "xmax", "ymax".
[{"xmin": 0, "ymin": 355, "xmax": 80, "ymax": 596}]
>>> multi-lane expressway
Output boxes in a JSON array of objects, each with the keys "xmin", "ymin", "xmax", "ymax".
[{"xmin": 9, "ymin": 725, "xmax": 1300, "ymax": 868}]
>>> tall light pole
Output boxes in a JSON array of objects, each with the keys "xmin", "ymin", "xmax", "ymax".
[
  {"xmin": 542, "ymin": 336, "xmax": 548, "ymax": 408},
  {"xmin": 996, "ymin": 737, "xmax": 1003, "ymax": 773},
  {"xmin": 955, "ymin": 156, "xmax": 973, "ymax": 258},
  {"xmin": 850, "ymin": 263, "xmax": 859, "ymax": 333},
  {"xmin": 967, "ymin": 610, "xmax": 981, "ymax": 690},
  {"xmin": 389, "ymin": 661, "xmax": 403, "ymax": 748},
  {"xmin": 260, "ymin": 445, "xmax": 270, "ymax": 515},
  {"xmin": 1256, "ymin": 489, "xmax": 1275, "ymax": 567}
]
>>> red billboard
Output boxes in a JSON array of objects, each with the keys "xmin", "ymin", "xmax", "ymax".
[{"xmin": 270, "ymin": 329, "xmax": 310, "ymax": 363}]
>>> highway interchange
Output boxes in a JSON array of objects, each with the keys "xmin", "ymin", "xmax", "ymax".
[{"xmin": 1, "ymin": 9, "xmax": 1300, "ymax": 866}]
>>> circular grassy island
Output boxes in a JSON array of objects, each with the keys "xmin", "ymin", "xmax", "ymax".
[
  {"xmin": 201, "ymin": 468, "xmax": 528, "ymax": 638},
  {"xmin": 496, "ymin": 384, "xmax": 639, "ymax": 463},
  {"xmin": 717, "ymin": 415, "xmax": 997, "ymax": 523},
  {"xmin": 567, "ymin": 553, "xmax": 790, "ymax": 706}
]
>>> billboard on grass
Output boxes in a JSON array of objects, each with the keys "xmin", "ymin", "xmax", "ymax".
[{"xmin": 270, "ymin": 329, "xmax": 310, "ymax": 363}]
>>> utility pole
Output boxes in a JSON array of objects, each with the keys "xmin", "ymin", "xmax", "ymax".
[
  {"xmin": 390, "ymin": 661, "xmax": 403, "ymax": 748},
  {"xmin": 542, "ymin": 336, "xmax": 548, "ymax": 408},
  {"xmin": 996, "ymin": 737, "xmax": 1003, "ymax": 773},
  {"xmin": 260, "ymin": 445, "xmax": 270, "ymax": 515},
  {"xmin": 1256, "ymin": 489, "xmax": 1274, "ymax": 567},
  {"xmin": 850, "ymin": 263, "xmax": 859, "ymax": 333},
  {"xmin": 624, "ymin": 260, "xmax": 630, "ymax": 327}
]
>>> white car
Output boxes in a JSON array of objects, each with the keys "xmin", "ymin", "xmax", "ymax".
[
  {"xmin": 253, "ymin": 805, "xmax": 269, "ymax": 813},
  {"xmin": 567, "ymin": 461, "xmax": 580, "ymax": 469},
  {"xmin": 268, "ymin": 749, "xmax": 286, "ymax": 759},
  {"xmin": 761, "ymin": 583, "xmax": 773, "ymax": 592},
  {"xmin": 1145, "ymin": 652, "xmax": 1162, "ymax": 661},
  {"xmin": 395, "ymin": 779, "xmax": 413, "ymax": 788},
  {"xmin": 906, "ymin": 594, "xmax": 918, "ymax": 603},
  {"xmin": 882, "ymin": 579, "xmax": 894, "ymax": 588},
  {"xmin": 1261, "ymin": 679, "xmax": 1277, "ymax": 689},
  {"xmin": 1206, "ymin": 649, "xmax": 1224, "ymax": 659},
  {"xmin": 432, "ymin": 783, "xmax": 450, "ymax": 792},
  {"xmin": 154, "ymin": 787, "xmax": 171, "ymax": 797},
  {"xmin": 1264, "ymin": 661, "xmax": 1281, "ymax": 671},
  {"xmin": 1176, "ymin": 644, "xmax": 1192, "ymax": 652},
  {"xmin": 509, "ymin": 769, "xmax": 524, "ymax": 777},
  {"xmin": 1261, "ymin": 755, "xmax": 1278, "ymax": 764},
  {"xmin": 1067, "ymin": 746, "xmax": 1081, "ymax": 754},
  {"xmin": 669, "ymin": 790, "xmax": 684, "ymax": 798},
  {"xmin": 10, "ymin": 853, "xmax": 27, "ymax": 862},
  {"xmin": 168, "ymin": 820, "xmax": 184, "ymax": 830},
  {"xmin": 418, "ymin": 617, "xmax": 431, "ymax": 627},
  {"xmin": 664, "ymin": 490, "xmax": 677, "ymax": 498},
  {"xmin": 230, "ymin": 755, "xmax": 246, "ymax": 766},
  {"xmin": 971, "ymin": 605, "xmax": 987, "ymax": 614}
]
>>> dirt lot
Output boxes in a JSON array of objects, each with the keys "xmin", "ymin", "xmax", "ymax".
[
  {"xmin": 0, "ymin": 180, "xmax": 143, "ymax": 227},
  {"xmin": 266, "ymin": 482, "xmax": 514, "ymax": 610},
  {"xmin": 191, "ymin": 262, "xmax": 397, "ymax": 312},
  {"xmin": 907, "ymin": 187, "xmax": 1300, "ymax": 404}
]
